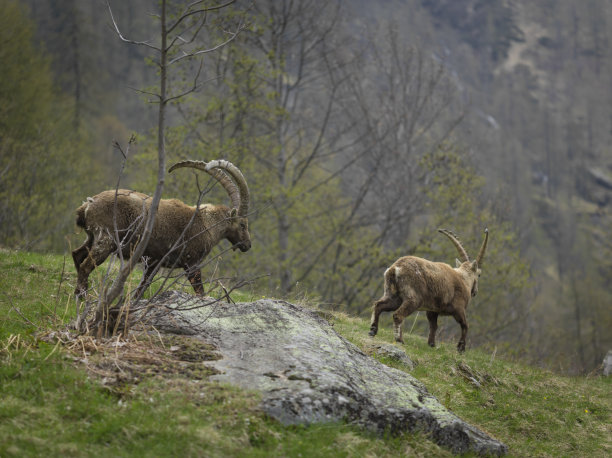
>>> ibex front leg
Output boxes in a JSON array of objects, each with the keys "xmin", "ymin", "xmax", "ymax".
[
  {"xmin": 185, "ymin": 266, "xmax": 205, "ymax": 296},
  {"xmin": 73, "ymin": 236, "xmax": 114, "ymax": 331},
  {"xmin": 72, "ymin": 233, "xmax": 93, "ymax": 273},
  {"xmin": 133, "ymin": 260, "xmax": 160, "ymax": 298},
  {"xmin": 453, "ymin": 309, "xmax": 469, "ymax": 353},
  {"xmin": 74, "ymin": 237, "xmax": 114, "ymax": 299},
  {"xmin": 426, "ymin": 311, "xmax": 439, "ymax": 347}
]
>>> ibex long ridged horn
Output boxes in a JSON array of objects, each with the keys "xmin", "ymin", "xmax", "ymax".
[
  {"xmin": 475, "ymin": 227, "xmax": 489, "ymax": 266},
  {"xmin": 438, "ymin": 228, "xmax": 470, "ymax": 262},
  {"xmin": 169, "ymin": 160, "xmax": 244, "ymax": 214},
  {"xmin": 205, "ymin": 160, "xmax": 250, "ymax": 217}
]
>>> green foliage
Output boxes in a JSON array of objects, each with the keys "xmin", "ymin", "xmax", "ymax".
[
  {"xmin": 529, "ymin": 207, "xmax": 612, "ymax": 373},
  {"xmin": 334, "ymin": 313, "xmax": 612, "ymax": 458},
  {"xmin": 0, "ymin": 2, "xmax": 52, "ymax": 138},
  {"xmin": 130, "ymin": 31, "xmax": 393, "ymax": 304},
  {"xmin": 0, "ymin": 0, "xmax": 98, "ymax": 251}
]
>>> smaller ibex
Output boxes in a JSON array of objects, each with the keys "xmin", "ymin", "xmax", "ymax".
[
  {"xmin": 368, "ymin": 228, "xmax": 488, "ymax": 352},
  {"xmin": 72, "ymin": 159, "xmax": 250, "ymax": 298}
]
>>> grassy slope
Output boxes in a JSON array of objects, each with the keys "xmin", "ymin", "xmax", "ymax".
[{"xmin": 0, "ymin": 250, "xmax": 610, "ymax": 457}]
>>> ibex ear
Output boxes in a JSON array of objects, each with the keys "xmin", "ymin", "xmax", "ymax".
[
  {"xmin": 230, "ymin": 208, "xmax": 238, "ymax": 218},
  {"xmin": 455, "ymin": 259, "xmax": 462, "ymax": 268},
  {"xmin": 470, "ymin": 260, "xmax": 479, "ymax": 272}
]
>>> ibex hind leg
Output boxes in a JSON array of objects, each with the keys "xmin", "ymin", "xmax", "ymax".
[
  {"xmin": 426, "ymin": 311, "xmax": 439, "ymax": 347},
  {"xmin": 392, "ymin": 298, "xmax": 419, "ymax": 344},
  {"xmin": 369, "ymin": 295, "xmax": 401, "ymax": 337},
  {"xmin": 74, "ymin": 237, "xmax": 115, "ymax": 298},
  {"xmin": 72, "ymin": 231, "xmax": 95, "ymax": 272}
]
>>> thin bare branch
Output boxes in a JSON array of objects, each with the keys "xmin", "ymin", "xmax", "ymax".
[
  {"xmin": 167, "ymin": 0, "xmax": 238, "ymax": 35},
  {"xmin": 167, "ymin": 18, "xmax": 206, "ymax": 51},
  {"xmin": 165, "ymin": 69, "xmax": 223, "ymax": 104},
  {"xmin": 168, "ymin": 20, "xmax": 245, "ymax": 65},
  {"xmin": 106, "ymin": 1, "xmax": 161, "ymax": 52},
  {"xmin": 125, "ymin": 85, "xmax": 162, "ymax": 101}
]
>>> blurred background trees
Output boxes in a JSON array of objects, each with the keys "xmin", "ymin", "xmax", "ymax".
[
  {"xmin": 0, "ymin": 1, "xmax": 97, "ymax": 250},
  {"xmin": 4, "ymin": 0, "xmax": 612, "ymax": 374}
]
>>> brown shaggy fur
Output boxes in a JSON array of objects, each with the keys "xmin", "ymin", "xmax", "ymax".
[{"xmin": 72, "ymin": 187, "xmax": 250, "ymax": 298}]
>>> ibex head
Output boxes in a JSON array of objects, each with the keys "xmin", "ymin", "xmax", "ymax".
[
  {"xmin": 225, "ymin": 208, "xmax": 251, "ymax": 252},
  {"xmin": 169, "ymin": 159, "xmax": 251, "ymax": 252},
  {"xmin": 438, "ymin": 228, "xmax": 489, "ymax": 297}
]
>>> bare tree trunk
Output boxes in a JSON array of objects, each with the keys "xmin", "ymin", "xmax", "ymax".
[
  {"xmin": 571, "ymin": 276, "xmax": 586, "ymax": 372},
  {"xmin": 91, "ymin": 0, "xmax": 244, "ymax": 334},
  {"xmin": 94, "ymin": 1, "xmax": 168, "ymax": 333},
  {"xmin": 278, "ymin": 210, "xmax": 291, "ymax": 294},
  {"xmin": 69, "ymin": 0, "xmax": 81, "ymax": 129}
]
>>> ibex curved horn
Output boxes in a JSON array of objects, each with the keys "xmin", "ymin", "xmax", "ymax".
[
  {"xmin": 205, "ymin": 160, "xmax": 250, "ymax": 217},
  {"xmin": 169, "ymin": 160, "xmax": 250, "ymax": 216},
  {"xmin": 475, "ymin": 227, "xmax": 489, "ymax": 266},
  {"xmin": 438, "ymin": 228, "xmax": 470, "ymax": 263}
]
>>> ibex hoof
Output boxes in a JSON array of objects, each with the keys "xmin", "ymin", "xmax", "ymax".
[
  {"xmin": 428, "ymin": 342, "xmax": 435, "ymax": 348},
  {"xmin": 457, "ymin": 343, "xmax": 466, "ymax": 353},
  {"xmin": 368, "ymin": 328, "xmax": 377, "ymax": 337}
]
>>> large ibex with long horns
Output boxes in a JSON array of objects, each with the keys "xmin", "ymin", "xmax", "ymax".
[
  {"xmin": 368, "ymin": 228, "xmax": 489, "ymax": 352},
  {"xmin": 72, "ymin": 159, "xmax": 251, "ymax": 298}
]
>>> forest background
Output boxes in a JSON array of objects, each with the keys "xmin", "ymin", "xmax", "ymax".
[{"xmin": 1, "ymin": 0, "xmax": 611, "ymax": 375}]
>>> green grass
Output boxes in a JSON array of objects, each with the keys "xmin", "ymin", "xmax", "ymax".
[
  {"xmin": 333, "ymin": 314, "xmax": 612, "ymax": 457},
  {"xmin": 1, "ymin": 249, "xmax": 611, "ymax": 457}
]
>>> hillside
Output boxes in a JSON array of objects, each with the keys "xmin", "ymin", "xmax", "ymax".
[
  {"xmin": 348, "ymin": 0, "xmax": 612, "ymax": 374},
  {"xmin": 1, "ymin": 0, "xmax": 608, "ymax": 374},
  {"xmin": 1, "ymin": 250, "xmax": 610, "ymax": 456}
]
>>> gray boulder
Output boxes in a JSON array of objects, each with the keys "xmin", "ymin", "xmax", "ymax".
[
  {"xmin": 140, "ymin": 291, "xmax": 507, "ymax": 455},
  {"xmin": 364, "ymin": 341, "xmax": 416, "ymax": 369}
]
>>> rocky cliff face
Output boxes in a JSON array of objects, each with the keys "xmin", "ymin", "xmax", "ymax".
[{"xmin": 140, "ymin": 291, "xmax": 507, "ymax": 455}]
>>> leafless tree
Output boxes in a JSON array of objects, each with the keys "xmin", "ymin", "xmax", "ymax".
[
  {"xmin": 318, "ymin": 25, "xmax": 465, "ymax": 308},
  {"xmin": 241, "ymin": 0, "xmax": 368, "ymax": 294},
  {"xmin": 79, "ymin": 0, "xmax": 246, "ymax": 335}
]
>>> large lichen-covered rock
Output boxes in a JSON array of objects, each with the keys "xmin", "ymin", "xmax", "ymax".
[{"xmin": 141, "ymin": 291, "xmax": 507, "ymax": 455}]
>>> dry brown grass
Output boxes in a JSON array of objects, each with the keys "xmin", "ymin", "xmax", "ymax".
[{"xmin": 39, "ymin": 330, "xmax": 220, "ymax": 394}]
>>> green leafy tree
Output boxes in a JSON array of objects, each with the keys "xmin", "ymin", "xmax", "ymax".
[{"xmin": 0, "ymin": 0, "xmax": 93, "ymax": 250}]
